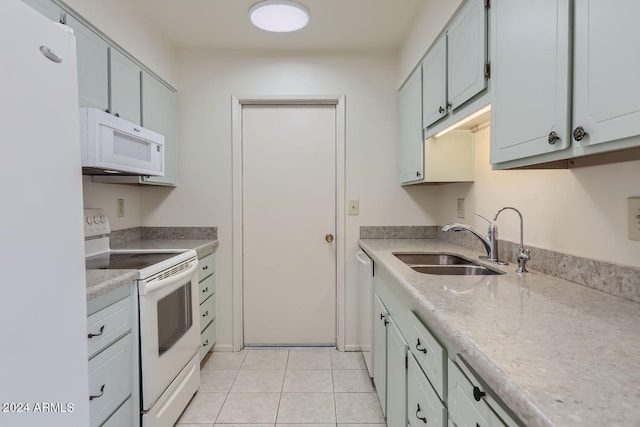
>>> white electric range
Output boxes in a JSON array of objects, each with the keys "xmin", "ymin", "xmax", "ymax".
[{"xmin": 84, "ymin": 209, "xmax": 200, "ymax": 427}]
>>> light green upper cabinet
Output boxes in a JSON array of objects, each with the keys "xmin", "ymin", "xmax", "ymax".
[
  {"xmin": 66, "ymin": 14, "xmax": 110, "ymax": 113},
  {"xmin": 141, "ymin": 71, "xmax": 178, "ymax": 186},
  {"xmin": 110, "ymin": 49, "xmax": 142, "ymax": 125},
  {"xmin": 399, "ymin": 66, "xmax": 424, "ymax": 184},
  {"xmin": 423, "ymin": 0, "xmax": 488, "ymax": 130},
  {"xmin": 447, "ymin": 0, "xmax": 488, "ymax": 110},
  {"xmin": 422, "ymin": 37, "xmax": 448, "ymax": 128},
  {"xmin": 572, "ymin": 0, "xmax": 640, "ymax": 153},
  {"xmin": 491, "ymin": 0, "xmax": 640, "ymax": 169},
  {"xmin": 489, "ymin": 0, "xmax": 571, "ymax": 166},
  {"xmin": 66, "ymin": 19, "xmax": 142, "ymax": 124}
]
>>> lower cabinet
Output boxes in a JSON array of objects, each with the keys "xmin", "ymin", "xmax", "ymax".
[
  {"xmin": 372, "ymin": 294, "xmax": 389, "ymax": 414},
  {"xmin": 386, "ymin": 317, "xmax": 408, "ymax": 427},
  {"xmin": 198, "ymin": 252, "xmax": 216, "ymax": 361},
  {"xmin": 408, "ymin": 354, "xmax": 446, "ymax": 427},
  {"xmin": 86, "ymin": 283, "xmax": 139, "ymax": 427},
  {"xmin": 371, "ymin": 262, "xmax": 521, "ymax": 427}
]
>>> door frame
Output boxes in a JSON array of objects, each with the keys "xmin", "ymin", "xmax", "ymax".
[{"xmin": 231, "ymin": 95, "xmax": 346, "ymax": 351}]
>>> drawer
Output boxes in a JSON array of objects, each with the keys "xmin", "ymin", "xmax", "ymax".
[
  {"xmin": 200, "ymin": 320, "xmax": 216, "ymax": 361},
  {"xmin": 101, "ymin": 397, "xmax": 133, "ymax": 427},
  {"xmin": 87, "ymin": 295, "xmax": 132, "ymax": 359},
  {"xmin": 89, "ymin": 334, "xmax": 132, "ymax": 427},
  {"xmin": 408, "ymin": 354, "xmax": 446, "ymax": 427},
  {"xmin": 200, "ymin": 293, "xmax": 216, "ymax": 331},
  {"xmin": 448, "ymin": 359, "xmax": 507, "ymax": 427},
  {"xmin": 198, "ymin": 253, "xmax": 215, "ymax": 281},
  {"xmin": 408, "ymin": 311, "xmax": 447, "ymax": 400},
  {"xmin": 199, "ymin": 273, "xmax": 215, "ymax": 304}
]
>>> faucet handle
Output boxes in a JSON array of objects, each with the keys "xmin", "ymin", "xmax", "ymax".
[
  {"xmin": 516, "ymin": 248, "xmax": 531, "ymax": 273},
  {"xmin": 473, "ymin": 212, "xmax": 493, "ymax": 225}
]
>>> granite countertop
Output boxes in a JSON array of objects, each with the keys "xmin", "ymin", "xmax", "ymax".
[
  {"xmin": 86, "ymin": 239, "xmax": 218, "ymax": 301},
  {"xmin": 359, "ymin": 239, "xmax": 640, "ymax": 427}
]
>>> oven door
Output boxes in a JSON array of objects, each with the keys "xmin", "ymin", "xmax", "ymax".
[{"xmin": 138, "ymin": 260, "xmax": 200, "ymax": 410}]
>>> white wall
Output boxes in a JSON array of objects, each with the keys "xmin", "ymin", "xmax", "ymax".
[
  {"xmin": 436, "ymin": 128, "xmax": 640, "ymax": 268},
  {"xmin": 82, "ymin": 177, "xmax": 142, "ymax": 230},
  {"xmin": 140, "ymin": 49, "xmax": 438, "ymax": 349}
]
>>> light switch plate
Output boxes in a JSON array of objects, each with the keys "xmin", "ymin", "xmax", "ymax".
[
  {"xmin": 117, "ymin": 198, "xmax": 125, "ymax": 218},
  {"xmin": 457, "ymin": 198, "xmax": 465, "ymax": 218},
  {"xmin": 348, "ymin": 200, "xmax": 360, "ymax": 216},
  {"xmin": 628, "ymin": 197, "xmax": 640, "ymax": 241}
]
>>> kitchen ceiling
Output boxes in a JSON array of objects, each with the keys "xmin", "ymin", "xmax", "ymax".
[{"xmin": 134, "ymin": 0, "xmax": 425, "ymax": 50}]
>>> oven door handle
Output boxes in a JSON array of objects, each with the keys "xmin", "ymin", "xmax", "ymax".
[{"xmin": 141, "ymin": 260, "xmax": 198, "ymax": 295}]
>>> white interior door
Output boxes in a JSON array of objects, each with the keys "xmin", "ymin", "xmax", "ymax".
[{"xmin": 242, "ymin": 104, "xmax": 337, "ymax": 346}]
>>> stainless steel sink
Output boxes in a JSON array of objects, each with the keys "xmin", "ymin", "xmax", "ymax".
[
  {"xmin": 393, "ymin": 252, "xmax": 505, "ymax": 276},
  {"xmin": 393, "ymin": 253, "xmax": 475, "ymax": 265},
  {"xmin": 412, "ymin": 265, "xmax": 504, "ymax": 276}
]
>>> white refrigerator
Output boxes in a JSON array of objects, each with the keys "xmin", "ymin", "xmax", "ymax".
[{"xmin": 0, "ymin": 1, "xmax": 89, "ymax": 425}]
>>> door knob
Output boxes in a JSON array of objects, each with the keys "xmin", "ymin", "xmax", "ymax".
[{"xmin": 325, "ymin": 234, "xmax": 334, "ymax": 243}]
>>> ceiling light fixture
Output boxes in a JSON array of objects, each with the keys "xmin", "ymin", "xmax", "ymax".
[{"xmin": 249, "ymin": 0, "xmax": 310, "ymax": 33}]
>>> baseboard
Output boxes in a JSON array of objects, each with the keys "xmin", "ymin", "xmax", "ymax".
[
  {"xmin": 343, "ymin": 344, "xmax": 363, "ymax": 352},
  {"xmin": 212, "ymin": 343, "xmax": 234, "ymax": 352}
]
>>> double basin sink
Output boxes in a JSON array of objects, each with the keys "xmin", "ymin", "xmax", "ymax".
[{"xmin": 394, "ymin": 253, "xmax": 505, "ymax": 276}]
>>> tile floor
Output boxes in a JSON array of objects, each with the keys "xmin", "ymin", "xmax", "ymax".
[{"xmin": 174, "ymin": 348, "xmax": 386, "ymax": 427}]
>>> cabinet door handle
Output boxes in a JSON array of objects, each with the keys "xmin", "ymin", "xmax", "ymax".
[
  {"xmin": 572, "ymin": 126, "xmax": 587, "ymax": 141},
  {"xmin": 415, "ymin": 403, "xmax": 428, "ymax": 423},
  {"xmin": 87, "ymin": 325, "xmax": 105, "ymax": 339},
  {"xmin": 446, "ymin": 102, "xmax": 452, "ymax": 109},
  {"xmin": 415, "ymin": 338, "xmax": 428, "ymax": 354},
  {"xmin": 473, "ymin": 386, "xmax": 486, "ymax": 401},
  {"xmin": 89, "ymin": 384, "xmax": 105, "ymax": 401},
  {"xmin": 202, "ymin": 287, "xmax": 209, "ymax": 293},
  {"xmin": 547, "ymin": 131, "xmax": 560, "ymax": 145},
  {"xmin": 202, "ymin": 311, "xmax": 209, "ymax": 317},
  {"xmin": 416, "ymin": 171, "xmax": 422, "ymax": 178},
  {"xmin": 438, "ymin": 106, "xmax": 445, "ymax": 114}
]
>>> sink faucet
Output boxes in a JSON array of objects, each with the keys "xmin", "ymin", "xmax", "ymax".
[
  {"xmin": 441, "ymin": 212, "xmax": 507, "ymax": 265},
  {"xmin": 494, "ymin": 207, "xmax": 531, "ymax": 273}
]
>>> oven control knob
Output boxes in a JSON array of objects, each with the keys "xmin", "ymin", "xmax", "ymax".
[
  {"xmin": 86, "ymin": 216, "xmax": 93, "ymax": 225},
  {"xmin": 99, "ymin": 215, "xmax": 106, "ymax": 223}
]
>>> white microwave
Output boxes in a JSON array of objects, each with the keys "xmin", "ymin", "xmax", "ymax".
[{"xmin": 80, "ymin": 107, "xmax": 165, "ymax": 176}]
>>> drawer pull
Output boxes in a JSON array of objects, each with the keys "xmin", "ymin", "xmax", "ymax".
[
  {"xmin": 202, "ymin": 287, "xmax": 209, "ymax": 293},
  {"xmin": 380, "ymin": 313, "xmax": 389, "ymax": 326},
  {"xmin": 87, "ymin": 325, "xmax": 105, "ymax": 339},
  {"xmin": 202, "ymin": 265, "xmax": 209, "ymax": 271},
  {"xmin": 89, "ymin": 384, "xmax": 105, "ymax": 401},
  {"xmin": 415, "ymin": 338, "xmax": 428, "ymax": 354},
  {"xmin": 203, "ymin": 339, "xmax": 209, "ymax": 346},
  {"xmin": 473, "ymin": 386, "xmax": 486, "ymax": 401},
  {"xmin": 415, "ymin": 403, "xmax": 428, "ymax": 424},
  {"xmin": 202, "ymin": 311, "xmax": 209, "ymax": 317}
]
